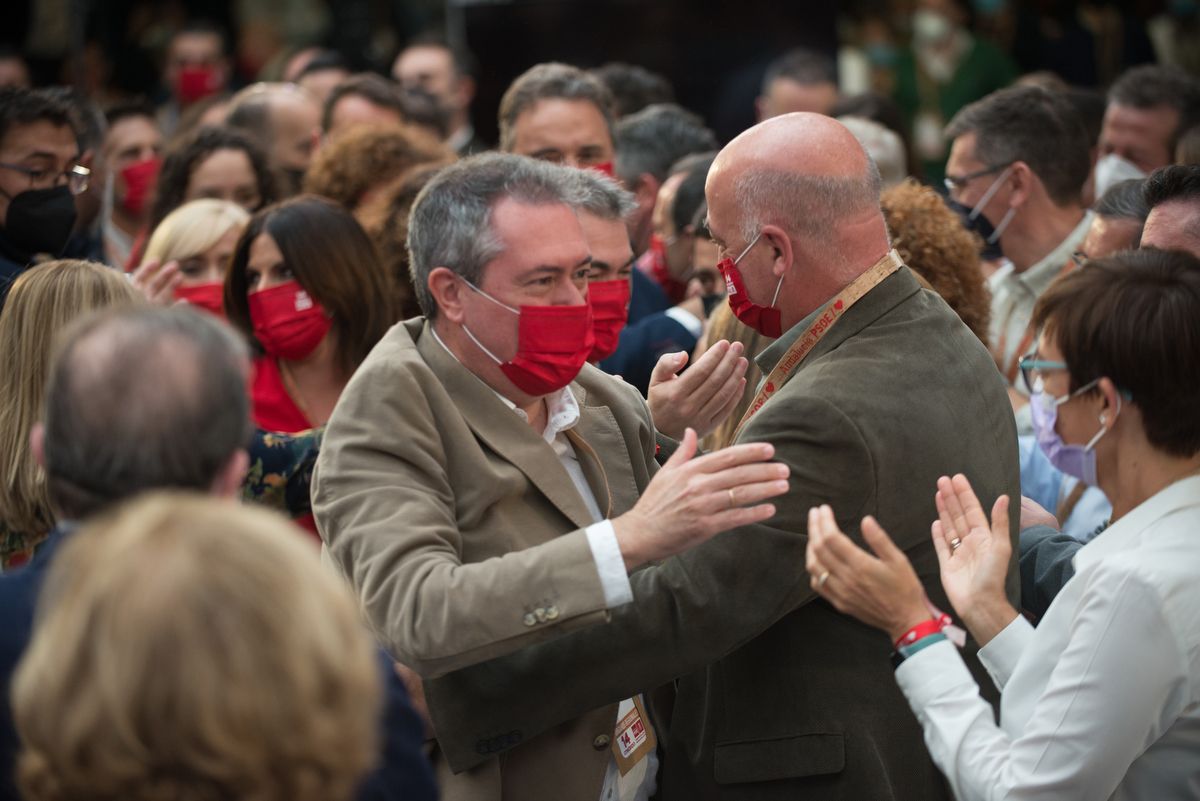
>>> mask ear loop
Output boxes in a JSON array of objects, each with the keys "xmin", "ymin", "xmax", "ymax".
[
  {"xmin": 458, "ymin": 277, "xmax": 519, "ymax": 365},
  {"xmin": 968, "ymin": 165, "xmax": 1014, "ymax": 221},
  {"xmin": 1085, "ymin": 391, "xmax": 1122, "ymax": 451}
]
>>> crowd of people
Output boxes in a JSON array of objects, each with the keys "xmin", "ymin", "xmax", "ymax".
[{"xmin": 0, "ymin": 3, "xmax": 1199, "ymax": 800}]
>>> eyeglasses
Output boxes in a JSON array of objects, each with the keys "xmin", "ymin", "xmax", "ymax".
[
  {"xmin": 0, "ymin": 162, "xmax": 91, "ymax": 195},
  {"xmin": 943, "ymin": 162, "xmax": 1013, "ymax": 195},
  {"xmin": 1070, "ymin": 250, "xmax": 1088, "ymax": 268},
  {"xmin": 1018, "ymin": 350, "xmax": 1068, "ymax": 394}
]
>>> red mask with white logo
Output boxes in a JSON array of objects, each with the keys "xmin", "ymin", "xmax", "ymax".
[
  {"xmin": 587, "ymin": 278, "xmax": 630, "ymax": 362},
  {"xmin": 247, "ymin": 280, "xmax": 332, "ymax": 360},
  {"xmin": 717, "ymin": 232, "xmax": 785, "ymax": 338}
]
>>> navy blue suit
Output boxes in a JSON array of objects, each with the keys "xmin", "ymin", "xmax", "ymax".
[{"xmin": 0, "ymin": 527, "xmax": 437, "ymax": 801}]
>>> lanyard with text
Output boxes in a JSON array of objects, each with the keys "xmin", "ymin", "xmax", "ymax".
[{"xmin": 733, "ymin": 250, "xmax": 903, "ymax": 440}]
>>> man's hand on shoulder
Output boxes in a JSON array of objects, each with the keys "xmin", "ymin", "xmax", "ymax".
[
  {"xmin": 648, "ymin": 340, "xmax": 748, "ymax": 440},
  {"xmin": 612, "ymin": 428, "xmax": 788, "ymax": 570}
]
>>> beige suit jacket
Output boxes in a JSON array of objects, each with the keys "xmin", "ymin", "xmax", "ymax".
[{"xmin": 312, "ymin": 318, "xmax": 660, "ymax": 801}]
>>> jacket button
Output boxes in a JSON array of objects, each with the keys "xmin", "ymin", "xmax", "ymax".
[
  {"xmin": 523, "ymin": 612, "xmax": 537, "ymax": 627},
  {"xmin": 534, "ymin": 607, "xmax": 547, "ymax": 623},
  {"xmin": 545, "ymin": 605, "xmax": 559, "ymax": 620},
  {"xmin": 592, "ymin": 734, "xmax": 611, "ymax": 750}
]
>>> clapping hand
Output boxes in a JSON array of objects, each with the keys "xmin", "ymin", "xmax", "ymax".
[
  {"xmin": 806, "ymin": 505, "xmax": 930, "ymax": 642},
  {"xmin": 931, "ymin": 475, "xmax": 1018, "ymax": 645},
  {"xmin": 647, "ymin": 340, "xmax": 748, "ymax": 440}
]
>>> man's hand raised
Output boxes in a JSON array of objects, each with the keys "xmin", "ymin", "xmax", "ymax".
[
  {"xmin": 648, "ymin": 340, "xmax": 748, "ymax": 440},
  {"xmin": 612, "ymin": 428, "xmax": 788, "ymax": 570}
]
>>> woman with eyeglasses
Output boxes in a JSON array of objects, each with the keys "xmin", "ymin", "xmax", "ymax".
[{"xmin": 804, "ymin": 247, "xmax": 1200, "ymax": 800}]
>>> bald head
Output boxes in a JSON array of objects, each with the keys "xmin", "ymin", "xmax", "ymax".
[
  {"xmin": 705, "ymin": 113, "xmax": 890, "ymax": 331},
  {"xmin": 709, "ymin": 113, "xmax": 882, "ymax": 241},
  {"xmin": 42, "ymin": 307, "xmax": 252, "ymax": 520}
]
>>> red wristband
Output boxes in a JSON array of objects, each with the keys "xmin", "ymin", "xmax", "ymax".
[{"xmin": 894, "ymin": 619, "xmax": 942, "ymax": 649}]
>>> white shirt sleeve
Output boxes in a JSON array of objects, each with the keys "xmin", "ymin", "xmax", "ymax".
[
  {"xmin": 895, "ymin": 568, "xmax": 1188, "ymax": 801},
  {"xmin": 664, "ymin": 307, "xmax": 704, "ymax": 339},
  {"xmin": 585, "ymin": 519, "xmax": 633, "ymax": 607},
  {"xmin": 977, "ymin": 615, "xmax": 1035, "ymax": 691}
]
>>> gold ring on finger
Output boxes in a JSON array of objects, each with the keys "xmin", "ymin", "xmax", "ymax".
[
  {"xmin": 727, "ymin": 488, "xmax": 736, "ymax": 509},
  {"xmin": 950, "ymin": 537, "xmax": 962, "ymax": 551},
  {"xmin": 816, "ymin": 570, "xmax": 830, "ymax": 588}
]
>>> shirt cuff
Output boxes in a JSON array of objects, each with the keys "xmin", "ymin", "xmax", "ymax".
[
  {"xmin": 664, "ymin": 307, "xmax": 703, "ymax": 338},
  {"xmin": 977, "ymin": 614, "xmax": 1035, "ymax": 691},
  {"xmin": 585, "ymin": 520, "xmax": 633, "ymax": 608},
  {"xmin": 894, "ymin": 638, "xmax": 975, "ymax": 711}
]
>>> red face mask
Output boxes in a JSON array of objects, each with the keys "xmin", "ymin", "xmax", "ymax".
[
  {"xmin": 587, "ymin": 278, "xmax": 630, "ymax": 362},
  {"xmin": 648, "ymin": 233, "xmax": 688, "ymax": 304},
  {"xmin": 176, "ymin": 65, "xmax": 221, "ymax": 104},
  {"xmin": 247, "ymin": 280, "xmax": 332, "ymax": 361},
  {"xmin": 461, "ymin": 280, "xmax": 595, "ymax": 397},
  {"xmin": 717, "ymin": 232, "xmax": 785, "ymax": 338},
  {"xmin": 118, "ymin": 157, "xmax": 161, "ymax": 217},
  {"xmin": 589, "ymin": 161, "xmax": 615, "ymax": 178},
  {"xmin": 175, "ymin": 281, "xmax": 225, "ymax": 317}
]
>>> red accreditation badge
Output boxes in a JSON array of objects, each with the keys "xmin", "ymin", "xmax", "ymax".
[{"xmin": 612, "ymin": 696, "xmax": 657, "ymax": 776}]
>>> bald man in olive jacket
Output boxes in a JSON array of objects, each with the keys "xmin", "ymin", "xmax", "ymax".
[{"xmin": 422, "ymin": 114, "xmax": 1021, "ymax": 800}]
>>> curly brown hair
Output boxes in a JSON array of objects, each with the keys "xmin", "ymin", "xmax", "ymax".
[
  {"xmin": 304, "ymin": 123, "xmax": 453, "ymax": 211},
  {"xmin": 881, "ymin": 179, "xmax": 991, "ymax": 343},
  {"xmin": 356, "ymin": 162, "xmax": 453, "ymax": 319}
]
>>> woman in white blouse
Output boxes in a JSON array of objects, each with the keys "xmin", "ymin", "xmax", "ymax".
[{"xmin": 805, "ymin": 247, "xmax": 1200, "ymax": 800}]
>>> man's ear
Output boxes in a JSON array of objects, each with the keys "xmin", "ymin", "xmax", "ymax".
[
  {"xmin": 635, "ymin": 173, "xmax": 660, "ymax": 213},
  {"xmin": 427, "ymin": 266, "xmax": 469, "ymax": 324},
  {"xmin": 212, "ymin": 448, "xmax": 250, "ymax": 498},
  {"xmin": 30, "ymin": 423, "xmax": 45, "ymax": 469},
  {"xmin": 1009, "ymin": 161, "xmax": 1035, "ymax": 208},
  {"xmin": 762, "ymin": 225, "xmax": 794, "ymax": 278},
  {"xmin": 455, "ymin": 74, "xmax": 476, "ymax": 108}
]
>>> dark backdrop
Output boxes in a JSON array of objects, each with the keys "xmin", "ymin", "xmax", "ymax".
[{"xmin": 456, "ymin": 0, "xmax": 838, "ymax": 144}]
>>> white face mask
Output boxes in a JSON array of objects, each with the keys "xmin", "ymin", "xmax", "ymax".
[
  {"xmin": 1093, "ymin": 153, "xmax": 1147, "ymax": 200},
  {"xmin": 912, "ymin": 10, "xmax": 955, "ymax": 44}
]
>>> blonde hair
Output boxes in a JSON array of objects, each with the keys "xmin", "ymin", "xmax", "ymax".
[
  {"xmin": 12, "ymin": 494, "xmax": 382, "ymax": 801},
  {"xmin": 142, "ymin": 198, "xmax": 250, "ymax": 268},
  {"xmin": 0, "ymin": 261, "xmax": 140, "ymax": 550}
]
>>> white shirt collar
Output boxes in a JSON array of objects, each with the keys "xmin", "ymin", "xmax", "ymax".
[
  {"xmin": 1074, "ymin": 473, "xmax": 1200, "ymax": 574},
  {"xmin": 428, "ymin": 326, "xmax": 580, "ymax": 443},
  {"xmin": 1010, "ymin": 211, "xmax": 1093, "ymax": 292}
]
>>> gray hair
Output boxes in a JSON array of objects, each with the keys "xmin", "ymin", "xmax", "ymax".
[
  {"xmin": 498, "ymin": 63, "xmax": 615, "ymax": 153},
  {"xmin": 407, "ymin": 153, "xmax": 579, "ymax": 319},
  {"xmin": 43, "ymin": 307, "xmax": 251, "ymax": 521},
  {"xmin": 733, "ymin": 159, "xmax": 883, "ymax": 244},
  {"xmin": 945, "ymin": 85, "xmax": 1090, "ymax": 207},
  {"xmin": 562, "ymin": 168, "xmax": 636, "ymax": 221},
  {"xmin": 613, "ymin": 103, "xmax": 717, "ymax": 184},
  {"xmin": 1094, "ymin": 178, "xmax": 1149, "ymax": 234}
]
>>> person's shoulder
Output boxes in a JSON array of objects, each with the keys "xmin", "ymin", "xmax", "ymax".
[{"xmin": 575, "ymin": 363, "xmax": 649, "ymax": 418}]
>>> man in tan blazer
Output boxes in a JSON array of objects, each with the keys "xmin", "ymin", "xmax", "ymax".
[
  {"xmin": 416, "ymin": 114, "xmax": 1022, "ymax": 801},
  {"xmin": 312, "ymin": 153, "xmax": 790, "ymax": 801}
]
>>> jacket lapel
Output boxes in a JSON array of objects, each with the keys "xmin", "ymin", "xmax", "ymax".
[
  {"xmin": 568, "ymin": 383, "xmax": 640, "ymax": 518},
  {"xmin": 413, "ymin": 321, "xmax": 598, "ymax": 530}
]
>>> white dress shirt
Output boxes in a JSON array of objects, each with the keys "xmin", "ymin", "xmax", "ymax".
[
  {"xmin": 987, "ymin": 213, "xmax": 1092, "ymax": 385},
  {"xmin": 895, "ymin": 474, "xmax": 1200, "ymax": 800},
  {"xmin": 430, "ymin": 330, "xmax": 655, "ymax": 801}
]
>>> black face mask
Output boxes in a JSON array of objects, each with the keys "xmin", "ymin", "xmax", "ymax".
[
  {"xmin": 2, "ymin": 185, "xmax": 77, "ymax": 258},
  {"xmin": 944, "ymin": 196, "xmax": 1004, "ymax": 261}
]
